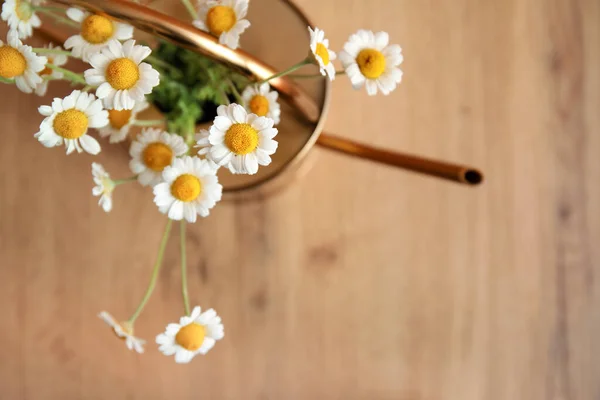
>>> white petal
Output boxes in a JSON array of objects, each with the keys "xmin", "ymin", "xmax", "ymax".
[
  {"xmin": 168, "ymin": 201, "xmax": 184, "ymax": 220},
  {"xmin": 174, "ymin": 349, "xmax": 195, "ymax": 364},
  {"xmin": 79, "ymin": 135, "xmax": 101, "ymax": 155}
]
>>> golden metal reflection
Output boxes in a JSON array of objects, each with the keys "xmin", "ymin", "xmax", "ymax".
[{"xmin": 48, "ymin": 0, "xmax": 484, "ymax": 185}]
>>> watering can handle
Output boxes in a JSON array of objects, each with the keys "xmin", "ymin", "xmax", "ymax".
[{"xmin": 50, "ymin": 0, "xmax": 483, "ymax": 185}]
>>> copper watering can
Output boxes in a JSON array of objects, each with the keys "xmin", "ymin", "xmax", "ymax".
[{"xmin": 40, "ymin": 0, "xmax": 483, "ymax": 194}]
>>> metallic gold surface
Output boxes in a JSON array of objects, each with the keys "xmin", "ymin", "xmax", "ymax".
[
  {"xmin": 50, "ymin": 0, "xmax": 321, "ymax": 124},
  {"xmin": 46, "ymin": 0, "xmax": 483, "ymax": 187}
]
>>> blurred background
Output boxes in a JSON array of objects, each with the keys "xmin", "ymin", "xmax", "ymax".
[{"xmin": 0, "ymin": 0, "xmax": 599, "ymax": 399}]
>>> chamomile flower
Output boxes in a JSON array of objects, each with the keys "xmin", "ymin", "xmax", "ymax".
[
  {"xmin": 84, "ymin": 39, "xmax": 160, "ymax": 110},
  {"xmin": 129, "ymin": 128, "xmax": 188, "ymax": 187},
  {"xmin": 195, "ymin": 128, "xmax": 211, "ymax": 156},
  {"xmin": 98, "ymin": 311, "xmax": 145, "ymax": 353},
  {"xmin": 308, "ymin": 27, "xmax": 336, "ymax": 81},
  {"xmin": 1, "ymin": 0, "xmax": 41, "ymax": 39},
  {"xmin": 98, "ymin": 100, "xmax": 149, "ymax": 143},
  {"xmin": 0, "ymin": 31, "xmax": 46, "ymax": 93},
  {"xmin": 338, "ymin": 30, "xmax": 403, "ymax": 96},
  {"xmin": 153, "ymin": 156, "xmax": 222, "ymax": 223},
  {"xmin": 92, "ymin": 163, "xmax": 114, "ymax": 212},
  {"xmin": 34, "ymin": 44, "xmax": 68, "ymax": 96},
  {"xmin": 205, "ymin": 103, "xmax": 278, "ymax": 175},
  {"xmin": 35, "ymin": 90, "xmax": 108, "ymax": 155},
  {"xmin": 193, "ymin": 0, "xmax": 251, "ymax": 50},
  {"xmin": 64, "ymin": 7, "xmax": 134, "ymax": 62},
  {"xmin": 156, "ymin": 306, "xmax": 224, "ymax": 363},
  {"xmin": 241, "ymin": 83, "xmax": 280, "ymax": 125}
]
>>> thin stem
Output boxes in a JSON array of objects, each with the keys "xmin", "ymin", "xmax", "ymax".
[
  {"xmin": 289, "ymin": 70, "xmax": 347, "ymax": 79},
  {"xmin": 184, "ymin": 118, "xmax": 196, "ymax": 150},
  {"xmin": 127, "ymin": 219, "xmax": 173, "ymax": 324},
  {"xmin": 258, "ymin": 58, "xmax": 311, "ymax": 84},
  {"xmin": 228, "ymin": 79, "xmax": 243, "ymax": 103},
  {"xmin": 133, "ymin": 119, "xmax": 165, "ymax": 127},
  {"xmin": 113, "ymin": 176, "xmax": 137, "ymax": 186},
  {"xmin": 180, "ymin": 221, "xmax": 190, "ymax": 316},
  {"xmin": 46, "ymin": 64, "xmax": 86, "ymax": 85},
  {"xmin": 36, "ymin": 9, "xmax": 78, "ymax": 28},
  {"xmin": 180, "ymin": 0, "xmax": 199, "ymax": 19},
  {"xmin": 146, "ymin": 55, "xmax": 183, "ymax": 79},
  {"xmin": 220, "ymin": 89, "xmax": 231, "ymax": 105},
  {"xmin": 32, "ymin": 6, "xmax": 67, "ymax": 13},
  {"xmin": 0, "ymin": 77, "xmax": 14, "ymax": 84},
  {"xmin": 33, "ymin": 47, "xmax": 72, "ymax": 56}
]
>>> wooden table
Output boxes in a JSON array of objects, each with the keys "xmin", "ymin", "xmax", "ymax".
[{"xmin": 0, "ymin": 0, "xmax": 599, "ymax": 399}]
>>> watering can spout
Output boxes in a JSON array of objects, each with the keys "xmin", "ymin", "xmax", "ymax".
[{"xmin": 48, "ymin": 0, "xmax": 484, "ymax": 186}]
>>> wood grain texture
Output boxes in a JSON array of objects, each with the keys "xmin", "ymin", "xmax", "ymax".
[{"xmin": 0, "ymin": 0, "xmax": 599, "ymax": 399}]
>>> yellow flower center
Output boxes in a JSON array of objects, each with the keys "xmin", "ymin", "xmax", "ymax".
[
  {"xmin": 0, "ymin": 46, "xmax": 27, "ymax": 78},
  {"xmin": 171, "ymin": 174, "xmax": 202, "ymax": 202},
  {"xmin": 142, "ymin": 142, "xmax": 173, "ymax": 172},
  {"xmin": 53, "ymin": 109, "xmax": 89, "ymax": 139},
  {"xmin": 105, "ymin": 58, "xmax": 140, "ymax": 90},
  {"xmin": 206, "ymin": 5, "xmax": 237, "ymax": 36},
  {"xmin": 81, "ymin": 14, "xmax": 114, "ymax": 44},
  {"xmin": 248, "ymin": 95, "xmax": 269, "ymax": 117},
  {"xmin": 108, "ymin": 109, "xmax": 133, "ymax": 129},
  {"xmin": 225, "ymin": 123, "xmax": 259, "ymax": 155},
  {"xmin": 175, "ymin": 323, "xmax": 206, "ymax": 351},
  {"xmin": 15, "ymin": 0, "xmax": 33, "ymax": 22},
  {"xmin": 101, "ymin": 177, "xmax": 115, "ymax": 194},
  {"xmin": 356, "ymin": 48, "xmax": 387, "ymax": 79},
  {"xmin": 315, "ymin": 43, "xmax": 330, "ymax": 65}
]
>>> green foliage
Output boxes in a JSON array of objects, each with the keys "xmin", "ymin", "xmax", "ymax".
[{"xmin": 146, "ymin": 41, "xmax": 249, "ymax": 136}]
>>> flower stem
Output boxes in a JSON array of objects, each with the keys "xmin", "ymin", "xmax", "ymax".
[
  {"xmin": 180, "ymin": 221, "xmax": 191, "ymax": 316},
  {"xmin": 113, "ymin": 176, "xmax": 137, "ymax": 186},
  {"xmin": 146, "ymin": 55, "xmax": 183, "ymax": 79},
  {"xmin": 36, "ymin": 9, "xmax": 78, "ymax": 28},
  {"xmin": 289, "ymin": 70, "xmax": 347, "ymax": 79},
  {"xmin": 133, "ymin": 119, "xmax": 165, "ymax": 127},
  {"xmin": 180, "ymin": 0, "xmax": 199, "ymax": 19},
  {"xmin": 45, "ymin": 64, "xmax": 86, "ymax": 85},
  {"xmin": 259, "ymin": 58, "xmax": 312, "ymax": 84},
  {"xmin": 33, "ymin": 5, "xmax": 68, "ymax": 13},
  {"xmin": 33, "ymin": 47, "xmax": 71, "ymax": 56},
  {"xmin": 228, "ymin": 79, "xmax": 243, "ymax": 103},
  {"xmin": 127, "ymin": 219, "xmax": 173, "ymax": 324},
  {"xmin": 0, "ymin": 77, "xmax": 14, "ymax": 84}
]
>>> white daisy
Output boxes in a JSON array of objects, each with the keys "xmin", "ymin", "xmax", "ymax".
[
  {"xmin": 98, "ymin": 100, "xmax": 149, "ymax": 143},
  {"xmin": 129, "ymin": 128, "xmax": 188, "ymax": 187},
  {"xmin": 156, "ymin": 306, "xmax": 224, "ymax": 363},
  {"xmin": 338, "ymin": 30, "xmax": 403, "ymax": 96},
  {"xmin": 205, "ymin": 103, "xmax": 278, "ymax": 175},
  {"xmin": 84, "ymin": 39, "xmax": 160, "ymax": 110},
  {"xmin": 92, "ymin": 163, "xmax": 114, "ymax": 212},
  {"xmin": 35, "ymin": 43, "xmax": 68, "ymax": 96},
  {"xmin": 153, "ymin": 156, "xmax": 222, "ymax": 223},
  {"xmin": 193, "ymin": 0, "xmax": 251, "ymax": 50},
  {"xmin": 308, "ymin": 27, "xmax": 336, "ymax": 81},
  {"xmin": 241, "ymin": 83, "xmax": 280, "ymax": 125},
  {"xmin": 195, "ymin": 128, "xmax": 210, "ymax": 156},
  {"xmin": 0, "ymin": 31, "xmax": 46, "ymax": 93},
  {"xmin": 35, "ymin": 90, "xmax": 108, "ymax": 155},
  {"xmin": 1, "ymin": 0, "xmax": 41, "ymax": 39},
  {"xmin": 98, "ymin": 311, "xmax": 145, "ymax": 354},
  {"xmin": 64, "ymin": 7, "xmax": 134, "ymax": 62}
]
